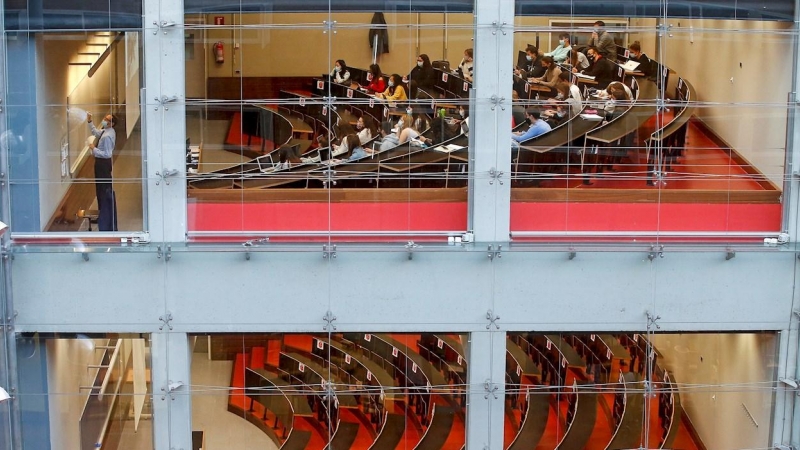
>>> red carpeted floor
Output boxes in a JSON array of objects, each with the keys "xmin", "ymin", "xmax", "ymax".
[{"xmin": 227, "ymin": 334, "xmax": 705, "ymax": 450}]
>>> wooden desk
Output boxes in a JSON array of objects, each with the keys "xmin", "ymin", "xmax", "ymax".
[
  {"xmin": 544, "ymin": 334, "xmax": 586, "ymax": 369},
  {"xmin": 415, "ymin": 405, "xmax": 455, "ymax": 450},
  {"xmin": 317, "ymin": 337, "xmax": 401, "ymax": 401},
  {"xmin": 370, "ymin": 413, "xmax": 406, "ymax": 450},
  {"xmin": 506, "ymin": 337, "xmax": 541, "ymax": 377},
  {"xmin": 556, "ymin": 383, "xmax": 597, "ymax": 449},
  {"xmin": 281, "ymin": 352, "xmax": 359, "ymax": 408},
  {"xmin": 508, "ymin": 389, "xmax": 550, "ymax": 450},
  {"xmin": 324, "ymin": 421, "xmax": 359, "ymax": 450},
  {"xmin": 606, "ymin": 372, "xmax": 645, "ymax": 449}
]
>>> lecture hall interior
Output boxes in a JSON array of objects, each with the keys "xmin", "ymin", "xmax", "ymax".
[{"xmin": 2, "ymin": 0, "xmax": 800, "ymax": 449}]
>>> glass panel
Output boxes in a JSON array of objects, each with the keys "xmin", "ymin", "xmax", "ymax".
[
  {"xmin": 184, "ymin": 2, "xmax": 474, "ymax": 241},
  {"xmin": 3, "ymin": 0, "xmax": 143, "ymax": 31},
  {"xmin": 4, "ymin": 29, "xmax": 144, "ymax": 233},
  {"xmin": 190, "ymin": 332, "xmax": 466, "ymax": 450},
  {"xmin": 509, "ymin": 1, "xmax": 793, "ymax": 240},
  {"xmin": 504, "ymin": 332, "xmax": 777, "ymax": 450},
  {"xmin": 14, "ymin": 333, "xmax": 153, "ymax": 450}
]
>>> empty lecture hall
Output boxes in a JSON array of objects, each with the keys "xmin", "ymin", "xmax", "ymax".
[{"xmin": 2, "ymin": 0, "xmax": 800, "ymax": 450}]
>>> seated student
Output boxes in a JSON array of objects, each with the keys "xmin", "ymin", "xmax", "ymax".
[
  {"xmin": 542, "ymin": 98, "xmax": 570, "ymax": 128},
  {"xmin": 424, "ymin": 117, "xmax": 458, "ymax": 146},
  {"xmin": 377, "ymin": 121, "xmax": 400, "ymax": 151},
  {"xmin": 569, "ymin": 48, "xmax": 590, "ymax": 71},
  {"xmin": 515, "ymin": 45, "xmax": 545, "ymax": 79},
  {"xmin": 331, "ymin": 119, "xmax": 357, "ymax": 157},
  {"xmin": 512, "ymin": 108, "xmax": 552, "ymax": 144},
  {"xmin": 603, "ymin": 86, "xmax": 630, "ymax": 122},
  {"xmin": 375, "ymin": 74, "xmax": 408, "ymax": 101},
  {"xmin": 574, "ymin": 46, "xmax": 615, "ymax": 88},
  {"xmin": 556, "ymin": 71, "xmax": 583, "ymax": 107},
  {"xmin": 355, "ymin": 115, "xmax": 377, "ymax": 145},
  {"xmin": 605, "ymin": 81, "xmax": 632, "ymax": 100},
  {"xmin": 531, "ymin": 56, "xmax": 562, "ymax": 89},
  {"xmin": 330, "ymin": 59, "xmax": 351, "ymax": 84},
  {"xmin": 456, "ymin": 48, "xmax": 474, "ymax": 82},
  {"xmin": 274, "ymin": 145, "xmax": 302, "ymax": 170},
  {"xmin": 545, "ymin": 33, "xmax": 572, "ymax": 64},
  {"xmin": 362, "ymin": 64, "xmax": 386, "ymax": 93},
  {"xmin": 627, "ymin": 41, "xmax": 655, "ymax": 78},
  {"xmin": 404, "ymin": 54, "xmax": 436, "ymax": 98},
  {"xmin": 341, "ymin": 134, "xmax": 368, "ymax": 162},
  {"xmin": 398, "ymin": 114, "xmax": 422, "ymax": 144}
]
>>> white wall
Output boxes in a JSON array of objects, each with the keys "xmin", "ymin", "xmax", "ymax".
[
  {"xmin": 651, "ymin": 333, "xmax": 778, "ymax": 450},
  {"xmin": 45, "ymin": 338, "xmax": 106, "ymax": 450},
  {"xmin": 662, "ymin": 19, "xmax": 792, "ymax": 187}
]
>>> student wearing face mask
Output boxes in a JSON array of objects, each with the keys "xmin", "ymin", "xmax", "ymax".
[
  {"xmin": 375, "ymin": 74, "xmax": 408, "ymax": 101},
  {"xmin": 628, "ymin": 41, "xmax": 655, "ymax": 78},
  {"xmin": 453, "ymin": 105, "xmax": 470, "ymax": 136},
  {"xmin": 404, "ymin": 54, "xmax": 436, "ymax": 98},
  {"xmin": 574, "ymin": 47, "xmax": 614, "ymax": 88},
  {"xmin": 330, "ymin": 59, "xmax": 351, "ymax": 84},
  {"xmin": 545, "ymin": 33, "xmax": 572, "ymax": 64},
  {"xmin": 87, "ymin": 112, "xmax": 118, "ymax": 231},
  {"xmin": 588, "ymin": 21, "xmax": 617, "ymax": 62},
  {"xmin": 531, "ymin": 56, "xmax": 562, "ymax": 90},
  {"xmin": 355, "ymin": 115, "xmax": 377, "ymax": 145},
  {"xmin": 378, "ymin": 121, "xmax": 401, "ymax": 152},
  {"xmin": 363, "ymin": 64, "xmax": 386, "ymax": 93},
  {"xmin": 456, "ymin": 48, "xmax": 474, "ymax": 82},
  {"xmin": 515, "ymin": 45, "xmax": 545, "ymax": 79}
]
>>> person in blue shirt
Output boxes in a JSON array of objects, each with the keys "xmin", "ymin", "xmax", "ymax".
[{"xmin": 512, "ymin": 108, "xmax": 552, "ymax": 144}]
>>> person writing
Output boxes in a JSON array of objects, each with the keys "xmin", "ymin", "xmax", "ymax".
[
  {"xmin": 362, "ymin": 64, "xmax": 385, "ymax": 93},
  {"xmin": 545, "ymin": 33, "xmax": 572, "ymax": 63},
  {"xmin": 588, "ymin": 21, "xmax": 617, "ymax": 61},
  {"xmin": 330, "ymin": 59, "xmax": 351, "ymax": 84},
  {"xmin": 574, "ymin": 46, "xmax": 615, "ymax": 88},
  {"xmin": 375, "ymin": 74, "xmax": 408, "ymax": 101},
  {"xmin": 456, "ymin": 48, "xmax": 474, "ymax": 82},
  {"xmin": 87, "ymin": 112, "xmax": 117, "ymax": 231},
  {"xmin": 512, "ymin": 108, "xmax": 552, "ymax": 144},
  {"xmin": 531, "ymin": 56, "xmax": 562, "ymax": 89}
]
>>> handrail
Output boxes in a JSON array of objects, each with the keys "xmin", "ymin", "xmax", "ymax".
[{"xmin": 97, "ymin": 339, "xmax": 122, "ymax": 401}]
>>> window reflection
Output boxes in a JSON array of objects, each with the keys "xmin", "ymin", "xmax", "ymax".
[
  {"xmin": 505, "ymin": 332, "xmax": 776, "ymax": 450},
  {"xmin": 191, "ymin": 333, "xmax": 467, "ymax": 449}
]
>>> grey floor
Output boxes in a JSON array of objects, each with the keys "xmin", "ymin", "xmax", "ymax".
[{"xmin": 190, "ymin": 356, "xmax": 280, "ymax": 450}]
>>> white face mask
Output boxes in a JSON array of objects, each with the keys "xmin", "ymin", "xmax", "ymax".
[
  {"xmin": 526, "ymin": 55, "xmax": 532, "ymax": 61},
  {"xmin": 335, "ymin": 66, "xmax": 341, "ymax": 72},
  {"xmin": 459, "ymin": 110, "xmax": 465, "ymax": 118},
  {"xmin": 406, "ymin": 109, "xmax": 413, "ymax": 115},
  {"xmin": 356, "ymin": 123, "xmax": 364, "ymax": 130},
  {"xmin": 417, "ymin": 61, "xmax": 423, "ymax": 67},
  {"xmin": 388, "ymin": 80, "xmax": 395, "ymax": 87},
  {"xmin": 559, "ymin": 39, "xmax": 565, "ymax": 45}
]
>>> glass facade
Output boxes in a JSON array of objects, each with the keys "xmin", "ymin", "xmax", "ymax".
[{"xmin": 1, "ymin": 0, "xmax": 799, "ymax": 450}]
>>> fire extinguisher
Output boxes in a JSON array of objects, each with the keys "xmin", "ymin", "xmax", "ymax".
[{"xmin": 213, "ymin": 41, "xmax": 224, "ymax": 64}]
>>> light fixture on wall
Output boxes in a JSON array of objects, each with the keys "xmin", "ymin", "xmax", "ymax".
[{"xmin": 0, "ymin": 387, "xmax": 10, "ymax": 402}]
